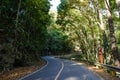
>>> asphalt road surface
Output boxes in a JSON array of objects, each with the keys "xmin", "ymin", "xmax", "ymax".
[{"xmin": 19, "ymin": 56, "xmax": 104, "ymax": 80}]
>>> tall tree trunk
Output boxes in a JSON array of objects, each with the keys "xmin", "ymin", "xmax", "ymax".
[
  {"xmin": 105, "ymin": 0, "xmax": 120, "ymax": 66},
  {"xmin": 98, "ymin": 9, "xmax": 108, "ymax": 64},
  {"xmin": 91, "ymin": 0, "xmax": 108, "ymax": 64}
]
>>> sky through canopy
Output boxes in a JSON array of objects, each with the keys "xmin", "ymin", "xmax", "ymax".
[{"xmin": 50, "ymin": 0, "xmax": 61, "ymax": 12}]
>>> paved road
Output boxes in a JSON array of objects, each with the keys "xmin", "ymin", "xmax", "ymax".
[{"xmin": 19, "ymin": 56, "xmax": 104, "ymax": 80}]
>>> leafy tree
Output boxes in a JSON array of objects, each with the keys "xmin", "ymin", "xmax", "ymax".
[
  {"xmin": 105, "ymin": 0, "xmax": 120, "ymax": 66},
  {"xmin": 0, "ymin": 0, "xmax": 50, "ymax": 72},
  {"xmin": 47, "ymin": 12, "xmax": 73, "ymax": 55},
  {"xmin": 57, "ymin": 0, "xmax": 120, "ymax": 67},
  {"xmin": 47, "ymin": 29, "xmax": 71, "ymax": 54},
  {"xmin": 57, "ymin": 0, "xmax": 100, "ymax": 61}
]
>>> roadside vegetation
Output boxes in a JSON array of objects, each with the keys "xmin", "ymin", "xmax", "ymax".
[
  {"xmin": 0, "ymin": 0, "xmax": 72, "ymax": 73},
  {"xmin": 0, "ymin": 0, "xmax": 120, "ymax": 79}
]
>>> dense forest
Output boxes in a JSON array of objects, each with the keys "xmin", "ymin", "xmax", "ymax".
[
  {"xmin": 0, "ymin": 0, "xmax": 120, "ymax": 73},
  {"xmin": 0, "ymin": 0, "xmax": 72, "ymax": 72},
  {"xmin": 57, "ymin": 0, "xmax": 120, "ymax": 67}
]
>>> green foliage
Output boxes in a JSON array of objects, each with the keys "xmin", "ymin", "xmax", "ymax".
[
  {"xmin": 0, "ymin": 0, "xmax": 50, "ymax": 72},
  {"xmin": 47, "ymin": 29, "xmax": 72, "ymax": 54},
  {"xmin": 118, "ymin": 44, "xmax": 120, "ymax": 53},
  {"xmin": 57, "ymin": 0, "xmax": 100, "ymax": 61},
  {"xmin": 1, "ymin": 0, "xmax": 120, "ymax": 73},
  {"xmin": 109, "ymin": 0, "xmax": 117, "ymax": 12},
  {"xmin": 116, "ymin": 30, "xmax": 120, "ymax": 44}
]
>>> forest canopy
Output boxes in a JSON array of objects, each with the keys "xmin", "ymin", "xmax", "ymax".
[{"xmin": 0, "ymin": 0, "xmax": 120, "ymax": 72}]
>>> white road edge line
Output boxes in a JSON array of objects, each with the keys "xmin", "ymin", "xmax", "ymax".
[
  {"xmin": 19, "ymin": 57, "xmax": 49, "ymax": 80},
  {"xmin": 54, "ymin": 61, "xmax": 64, "ymax": 80}
]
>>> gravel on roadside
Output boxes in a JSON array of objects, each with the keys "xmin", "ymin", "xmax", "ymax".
[{"xmin": 0, "ymin": 59, "xmax": 46, "ymax": 80}]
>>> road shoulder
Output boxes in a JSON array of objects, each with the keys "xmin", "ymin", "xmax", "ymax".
[
  {"xmin": 75, "ymin": 61, "xmax": 120, "ymax": 80},
  {"xmin": 0, "ymin": 59, "xmax": 46, "ymax": 80}
]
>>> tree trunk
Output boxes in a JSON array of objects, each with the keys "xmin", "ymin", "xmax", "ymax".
[
  {"xmin": 98, "ymin": 9, "xmax": 108, "ymax": 64},
  {"xmin": 105, "ymin": 0, "xmax": 120, "ymax": 66}
]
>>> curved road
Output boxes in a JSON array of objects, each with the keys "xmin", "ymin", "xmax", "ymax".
[{"xmin": 19, "ymin": 56, "xmax": 104, "ymax": 80}]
